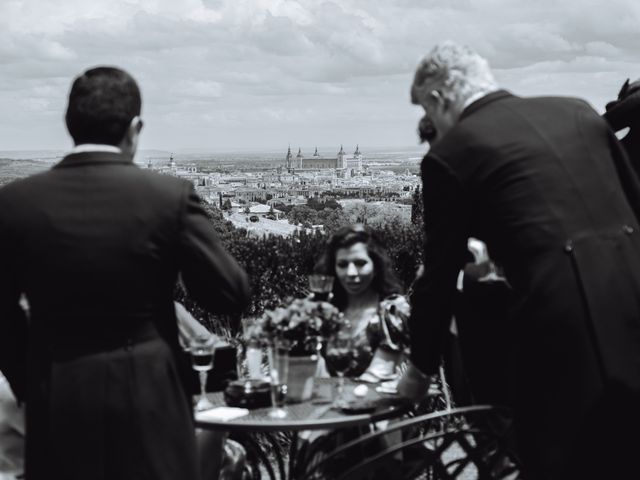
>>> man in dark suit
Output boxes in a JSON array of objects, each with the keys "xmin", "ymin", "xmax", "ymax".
[
  {"xmin": 604, "ymin": 77, "xmax": 640, "ymax": 177},
  {"xmin": 398, "ymin": 42, "xmax": 640, "ymax": 479},
  {"xmin": 0, "ymin": 67, "xmax": 250, "ymax": 480}
]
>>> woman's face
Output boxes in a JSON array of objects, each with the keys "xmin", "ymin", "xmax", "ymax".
[{"xmin": 334, "ymin": 242, "xmax": 375, "ymax": 298}]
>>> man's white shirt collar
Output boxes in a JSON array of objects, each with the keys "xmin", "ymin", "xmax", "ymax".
[
  {"xmin": 463, "ymin": 89, "xmax": 499, "ymax": 110},
  {"xmin": 70, "ymin": 144, "xmax": 122, "ymax": 154}
]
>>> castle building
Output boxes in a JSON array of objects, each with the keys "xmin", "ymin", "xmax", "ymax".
[{"xmin": 285, "ymin": 145, "xmax": 363, "ymax": 172}]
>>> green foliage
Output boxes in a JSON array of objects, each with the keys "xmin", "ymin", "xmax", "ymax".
[
  {"xmin": 411, "ymin": 186, "xmax": 424, "ymax": 227},
  {"xmin": 179, "ymin": 200, "xmax": 423, "ymax": 336},
  {"xmin": 306, "ymin": 197, "xmax": 342, "ymax": 211},
  {"xmin": 287, "ymin": 204, "xmax": 318, "ymax": 227}
]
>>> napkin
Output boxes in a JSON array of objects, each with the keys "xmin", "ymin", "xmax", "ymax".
[
  {"xmin": 195, "ymin": 407, "xmax": 249, "ymax": 422},
  {"xmin": 375, "ymin": 380, "xmax": 398, "ymax": 394}
]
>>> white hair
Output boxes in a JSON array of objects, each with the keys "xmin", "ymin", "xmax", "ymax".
[{"xmin": 411, "ymin": 41, "xmax": 498, "ymax": 106}]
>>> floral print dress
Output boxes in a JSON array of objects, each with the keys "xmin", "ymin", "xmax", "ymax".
[
  {"xmin": 322, "ymin": 294, "xmax": 411, "ymax": 380},
  {"xmin": 294, "ymin": 295, "xmax": 413, "ymax": 478}
]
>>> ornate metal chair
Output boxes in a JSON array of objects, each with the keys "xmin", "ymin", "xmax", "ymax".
[{"xmin": 298, "ymin": 405, "xmax": 522, "ymax": 480}]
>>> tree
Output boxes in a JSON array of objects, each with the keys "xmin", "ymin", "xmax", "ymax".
[
  {"xmin": 318, "ymin": 208, "xmax": 349, "ymax": 234},
  {"xmin": 411, "ymin": 186, "xmax": 424, "ymax": 228},
  {"xmin": 221, "ymin": 199, "xmax": 232, "ymax": 211},
  {"xmin": 288, "ymin": 205, "xmax": 319, "ymax": 226}
]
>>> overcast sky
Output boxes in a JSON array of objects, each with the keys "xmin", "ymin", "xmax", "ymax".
[{"xmin": 1, "ymin": 0, "xmax": 639, "ymax": 152}]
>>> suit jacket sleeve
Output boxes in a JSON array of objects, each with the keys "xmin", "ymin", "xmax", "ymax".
[
  {"xmin": 409, "ymin": 154, "xmax": 469, "ymax": 375},
  {"xmin": 607, "ymin": 128, "xmax": 640, "ymax": 223},
  {"xmin": 178, "ymin": 183, "xmax": 250, "ymax": 316},
  {"xmin": 0, "ymin": 211, "xmax": 28, "ymax": 401}
]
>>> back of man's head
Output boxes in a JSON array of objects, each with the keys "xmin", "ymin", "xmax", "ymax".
[
  {"xmin": 411, "ymin": 41, "xmax": 497, "ymax": 107},
  {"xmin": 65, "ymin": 66, "xmax": 141, "ymax": 146}
]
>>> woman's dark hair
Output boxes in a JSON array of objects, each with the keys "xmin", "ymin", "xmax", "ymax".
[
  {"xmin": 65, "ymin": 66, "xmax": 141, "ymax": 146},
  {"xmin": 314, "ymin": 225, "xmax": 403, "ymax": 310}
]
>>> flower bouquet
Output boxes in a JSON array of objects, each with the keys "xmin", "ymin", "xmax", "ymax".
[
  {"xmin": 245, "ymin": 297, "xmax": 343, "ymax": 402},
  {"xmin": 247, "ymin": 297, "xmax": 343, "ymax": 356}
]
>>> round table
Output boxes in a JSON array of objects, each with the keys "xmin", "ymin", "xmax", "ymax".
[{"xmin": 195, "ymin": 377, "xmax": 412, "ymax": 479}]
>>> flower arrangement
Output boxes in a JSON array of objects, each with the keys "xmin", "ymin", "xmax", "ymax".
[{"xmin": 245, "ymin": 297, "xmax": 343, "ymax": 356}]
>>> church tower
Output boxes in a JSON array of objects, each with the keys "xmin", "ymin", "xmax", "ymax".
[
  {"xmin": 354, "ymin": 144, "xmax": 362, "ymax": 170},
  {"xmin": 285, "ymin": 145, "xmax": 293, "ymax": 172},
  {"xmin": 297, "ymin": 147, "xmax": 303, "ymax": 169},
  {"xmin": 337, "ymin": 145, "xmax": 345, "ymax": 169}
]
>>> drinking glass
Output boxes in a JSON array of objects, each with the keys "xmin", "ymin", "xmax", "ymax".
[
  {"xmin": 241, "ymin": 318, "xmax": 263, "ymax": 380},
  {"xmin": 308, "ymin": 274, "xmax": 334, "ymax": 302},
  {"xmin": 324, "ymin": 322, "xmax": 354, "ymax": 408},
  {"xmin": 190, "ymin": 334, "xmax": 216, "ymax": 412},
  {"xmin": 267, "ymin": 342, "xmax": 290, "ymax": 418}
]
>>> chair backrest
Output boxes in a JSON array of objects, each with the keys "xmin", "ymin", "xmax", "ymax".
[{"xmin": 300, "ymin": 405, "xmax": 522, "ymax": 480}]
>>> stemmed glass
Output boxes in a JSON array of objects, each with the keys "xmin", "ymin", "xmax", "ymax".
[
  {"xmin": 308, "ymin": 274, "xmax": 334, "ymax": 302},
  {"xmin": 189, "ymin": 334, "xmax": 216, "ymax": 412},
  {"xmin": 324, "ymin": 321, "xmax": 354, "ymax": 408}
]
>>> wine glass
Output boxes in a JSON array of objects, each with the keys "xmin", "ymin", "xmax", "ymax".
[
  {"xmin": 324, "ymin": 322, "xmax": 354, "ymax": 408},
  {"xmin": 190, "ymin": 334, "xmax": 215, "ymax": 412},
  {"xmin": 308, "ymin": 274, "xmax": 334, "ymax": 302}
]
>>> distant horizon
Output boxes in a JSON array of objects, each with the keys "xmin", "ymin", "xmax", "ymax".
[{"xmin": 0, "ymin": 144, "xmax": 427, "ymax": 159}]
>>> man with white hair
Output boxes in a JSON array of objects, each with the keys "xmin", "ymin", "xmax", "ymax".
[{"xmin": 399, "ymin": 41, "xmax": 640, "ymax": 478}]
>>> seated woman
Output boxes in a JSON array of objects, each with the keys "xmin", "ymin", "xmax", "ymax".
[
  {"xmin": 314, "ymin": 224, "xmax": 410, "ymax": 383},
  {"xmin": 295, "ymin": 225, "xmax": 445, "ymax": 478}
]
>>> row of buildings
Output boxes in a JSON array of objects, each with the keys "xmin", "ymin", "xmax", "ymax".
[
  {"xmin": 283, "ymin": 145, "xmax": 363, "ymax": 173},
  {"xmin": 145, "ymin": 147, "xmax": 419, "ymax": 209}
]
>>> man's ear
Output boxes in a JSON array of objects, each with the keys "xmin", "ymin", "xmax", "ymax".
[
  {"xmin": 119, "ymin": 116, "xmax": 143, "ymax": 156},
  {"xmin": 129, "ymin": 116, "xmax": 143, "ymax": 136},
  {"xmin": 125, "ymin": 115, "xmax": 143, "ymax": 145},
  {"xmin": 429, "ymin": 90, "xmax": 448, "ymax": 109}
]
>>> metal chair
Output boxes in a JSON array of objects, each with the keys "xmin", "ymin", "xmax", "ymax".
[{"xmin": 299, "ymin": 405, "xmax": 522, "ymax": 480}]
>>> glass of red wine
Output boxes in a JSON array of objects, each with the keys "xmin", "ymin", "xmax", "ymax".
[
  {"xmin": 308, "ymin": 274, "xmax": 334, "ymax": 302},
  {"xmin": 324, "ymin": 321, "xmax": 354, "ymax": 408},
  {"xmin": 190, "ymin": 334, "xmax": 216, "ymax": 412}
]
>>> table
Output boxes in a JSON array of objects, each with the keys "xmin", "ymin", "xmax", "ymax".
[{"xmin": 195, "ymin": 377, "xmax": 412, "ymax": 480}]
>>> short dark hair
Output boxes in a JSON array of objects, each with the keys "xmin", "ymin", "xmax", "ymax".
[
  {"xmin": 314, "ymin": 224, "xmax": 403, "ymax": 310},
  {"xmin": 65, "ymin": 66, "xmax": 141, "ymax": 146}
]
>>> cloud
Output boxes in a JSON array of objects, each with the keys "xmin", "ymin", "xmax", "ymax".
[
  {"xmin": 174, "ymin": 80, "xmax": 223, "ymax": 99},
  {"xmin": 1, "ymin": 0, "xmax": 639, "ymax": 149}
]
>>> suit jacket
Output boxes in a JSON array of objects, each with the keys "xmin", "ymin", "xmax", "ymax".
[
  {"xmin": 603, "ymin": 89, "xmax": 640, "ymax": 179},
  {"xmin": 0, "ymin": 151, "xmax": 250, "ymax": 480},
  {"xmin": 409, "ymin": 91, "xmax": 640, "ymax": 477}
]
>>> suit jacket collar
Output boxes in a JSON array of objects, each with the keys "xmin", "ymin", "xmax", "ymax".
[
  {"xmin": 54, "ymin": 151, "xmax": 135, "ymax": 169},
  {"xmin": 460, "ymin": 89, "xmax": 514, "ymax": 120}
]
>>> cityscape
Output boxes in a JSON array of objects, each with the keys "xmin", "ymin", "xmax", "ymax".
[{"xmin": 144, "ymin": 145, "xmax": 423, "ymax": 236}]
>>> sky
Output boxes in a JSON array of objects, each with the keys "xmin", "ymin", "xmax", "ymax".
[{"xmin": 1, "ymin": 0, "xmax": 639, "ymax": 153}]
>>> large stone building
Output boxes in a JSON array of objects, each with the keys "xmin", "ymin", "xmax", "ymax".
[{"xmin": 285, "ymin": 145, "xmax": 363, "ymax": 172}]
